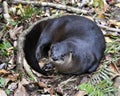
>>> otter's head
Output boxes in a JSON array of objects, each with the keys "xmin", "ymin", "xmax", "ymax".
[{"xmin": 49, "ymin": 43, "xmax": 72, "ymax": 65}]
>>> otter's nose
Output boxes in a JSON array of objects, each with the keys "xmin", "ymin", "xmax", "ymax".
[{"xmin": 52, "ymin": 56, "xmax": 58, "ymax": 61}]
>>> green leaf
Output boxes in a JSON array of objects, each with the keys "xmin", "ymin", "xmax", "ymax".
[
  {"xmin": 5, "ymin": 89, "xmax": 10, "ymax": 95},
  {"xmin": 78, "ymin": 79, "xmax": 115, "ymax": 96},
  {"xmin": 0, "ymin": 40, "xmax": 12, "ymax": 57},
  {"xmin": 0, "ymin": 78, "xmax": 5, "ymax": 87}
]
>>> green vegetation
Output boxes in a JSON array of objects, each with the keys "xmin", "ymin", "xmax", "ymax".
[
  {"xmin": 0, "ymin": 40, "xmax": 12, "ymax": 58},
  {"xmin": 8, "ymin": 5, "xmax": 42, "ymax": 26},
  {"xmin": 0, "ymin": 77, "xmax": 5, "ymax": 88},
  {"xmin": 105, "ymin": 40, "xmax": 120, "ymax": 63},
  {"xmin": 21, "ymin": 6, "xmax": 41, "ymax": 19},
  {"xmin": 78, "ymin": 79, "xmax": 115, "ymax": 96},
  {"xmin": 5, "ymin": 89, "xmax": 10, "ymax": 95}
]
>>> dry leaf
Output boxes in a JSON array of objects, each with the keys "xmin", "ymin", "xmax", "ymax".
[
  {"xmin": 109, "ymin": 20, "xmax": 120, "ymax": 28},
  {"xmin": 75, "ymin": 91, "xmax": 87, "ymax": 96},
  {"xmin": 109, "ymin": 62, "xmax": 119, "ymax": 74},
  {"xmin": 0, "ymin": 63, "xmax": 7, "ymax": 69},
  {"xmin": 109, "ymin": 62, "xmax": 120, "ymax": 79},
  {"xmin": 105, "ymin": 37, "xmax": 113, "ymax": 43},
  {"xmin": 0, "ymin": 69, "xmax": 9, "ymax": 75},
  {"xmin": 97, "ymin": 13, "xmax": 106, "ymax": 19},
  {"xmin": 14, "ymin": 78, "xmax": 29, "ymax": 96},
  {"xmin": 39, "ymin": 58, "xmax": 49, "ymax": 68},
  {"xmin": 55, "ymin": 87, "xmax": 63, "ymax": 95},
  {"xmin": 115, "ymin": 3, "xmax": 120, "ymax": 7},
  {"xmin": 0, "ymin": 89, "xmax": 7, "ymax": 96},
  {"xmin": 8, "ymin": 82, "xmax": 18, "ymax": 92},
  {"xmin": 44, "ymin": 87, "xmax": 54, "ymax": 95},
  {"xmin": 113, "ymin": 76, "xmax": 120, "ymax": 96},
  {"xmin": 9, "ymin": 26, "xmax": 23, "ymax": 40},
  {"xmin": 38, "ymin": 81, "xmax": 47, "ymax": 88},
  {"xmin": 15, "ymin": 4, "xmax": 24, "ymax": 15},
  {"xmin": 117, "ymin": 59, "xmax": 120, "ymax": 66},
  {"xmin": 8, "ymin": 73, "xmax": 19, "ymax": 81}
]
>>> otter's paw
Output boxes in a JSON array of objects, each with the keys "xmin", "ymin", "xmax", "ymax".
[{"xmin": 42, "ymin": 63, "xmax": 54, "ymax": 73}]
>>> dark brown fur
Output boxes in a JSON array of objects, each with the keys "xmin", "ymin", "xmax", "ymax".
[{"xmin": 24, "ymin": 15, "xmax": 106, "ymax": 75}]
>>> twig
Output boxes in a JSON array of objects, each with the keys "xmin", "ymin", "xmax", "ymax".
[
  {"xmin": 98, "ymin": 24, "xmax": 120, "ymax": 33},
  {"xmin": 11, "ymin": 0, "xmax": 88, "ymax": 14},
  {"xmin": 3, "ymin": 1, "xmax": 10, "ymax": 23},
  {"xmin": 3, "ymin": 1, "xmax": 13, "ymax": 23},
  {"xmin": 58, "ymin": 76, "xmax": 76, "ymax": 87}
]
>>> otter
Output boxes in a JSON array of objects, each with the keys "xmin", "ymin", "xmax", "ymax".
[{"xmin": 24, "ymin": 15, "xmax": 106, "ymax": 75}]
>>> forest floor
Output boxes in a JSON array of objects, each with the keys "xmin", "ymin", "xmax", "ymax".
[{"xmin": 0, "ymin": 0, "xmax": 120, "ymax": 96}]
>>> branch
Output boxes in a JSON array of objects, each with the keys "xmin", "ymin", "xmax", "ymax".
[
  {"xmin": 3, "ymin": 1, "xmax": 14, "ymax": 23},
  {"xmin": 11, "ymin": 0, "xmax": 88, "ymax": 14},
  {"xmin": 98, "ymin": 24, "xmax": 120, "ymax": 33},
  {"xmin": 3, "ymin": 1, "xmax": 11, "ymax": 23}
]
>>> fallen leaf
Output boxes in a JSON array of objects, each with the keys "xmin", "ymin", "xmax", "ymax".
[
  {"xmin": 97, "ymin": 13, "xmax": 106, "ymax": 19},
  {"xmin": 105, "ymin": 37, "xmax": 113, "ymax": 43},
  {"xmin": 39, "ymin": 58, "xmax": 49, "ymax": 68},
  {"xmin": 115, "ymin": 3, "xmax": 120, "ymax": 7},
  {"xmin": 44, "ymin": 87, "xmax": 54, "ymax": 95},
  {"xmin": 75, "ymin": 90, "xmax": 87, "ymax": 96},
  {"xmin": 8, "ymin": 73, "xmax": 19, "ymax": 81},
  {"xmin": 117, "ymin": 59, "xmax": 120, "ymax": 66},
  {"xmin": 109, "ymin": 62, "xmax": 120, "ymax": 79},
  {"xmin": 15, "ymin": 4, "xmax": 24, "ymax": 15},
  {"xmin": 8, "ymin": 82, "xmax": 18, "ymax": 92},
  {"xmin": 107, "ymin": 0, "xmax": 115, "ymax": 5},
  {"xmin": 0, "ymin": 89, "xmax": 7, "ymax": 96},
  {"xmin": 38, "ymin": 81, "xmax": 47, "ymax": 88},
  {"xmin": 14, "ymin": 78, "xmax": 29, "ymax": 96},
  {"xmin": 109, "ymin": 62, "xmax": 119, "ymax": 74},
  {"xmin": 109, "ymin": 20, "xmax": 120, "ymax": 28},
  {"xmin": 0, "ymin": 69, "xmax": 9, "ymax": 75},
  {"xmin": 55, "ymin": 87, "xmax": 63, "ymax": 96},
  {"xmin": 113, "ymin": 76, "xmax": 120, "ymax": 96},
  {"xmin": 0, "ymin": 63, "xmax": 7, "ymax": 70},
  {"xmin": 9, "ymin": 26, "xmax": 23, "ymax": 40}
]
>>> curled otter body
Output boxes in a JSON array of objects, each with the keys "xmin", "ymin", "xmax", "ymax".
[{"xmin": 24, "ymin": 15, "xmax": 106, "ymax": 75}]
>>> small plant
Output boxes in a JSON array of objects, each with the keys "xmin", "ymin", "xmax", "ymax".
[
  {"xmin": 0, "ymin": 14, "xmax": 2, "ymax": 20},
  {"xmin": 78, "ymin": 79, "xmax": 115, "ymax": 96},
  {"xmin": 93, "ymin": 0, "xmax": 104, "ymax": 9},
  {"xmin": 105, "ymin": 40, "xmax": 120, "ymax": 54},
  {"xmin": 0, "ymin": 77, "xmax": 5, "ymax": 88},
  {"xmin": 5, "ymin": 89, "xmax": 10, "ymax": 95},
  {"xmin": 21, "ymin": 5, "xmax": 41, "ymax": 20},
  {"xmin": 105, "ymin": 39, "xmax": 120, "ymax": 64},
  {"xmin": 9, "ymin": 4, "xmax": 42, "ymax": 26},
  {"xmin": 0, "ymin": 40, "xmax": 12, "ymax": 57}
]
